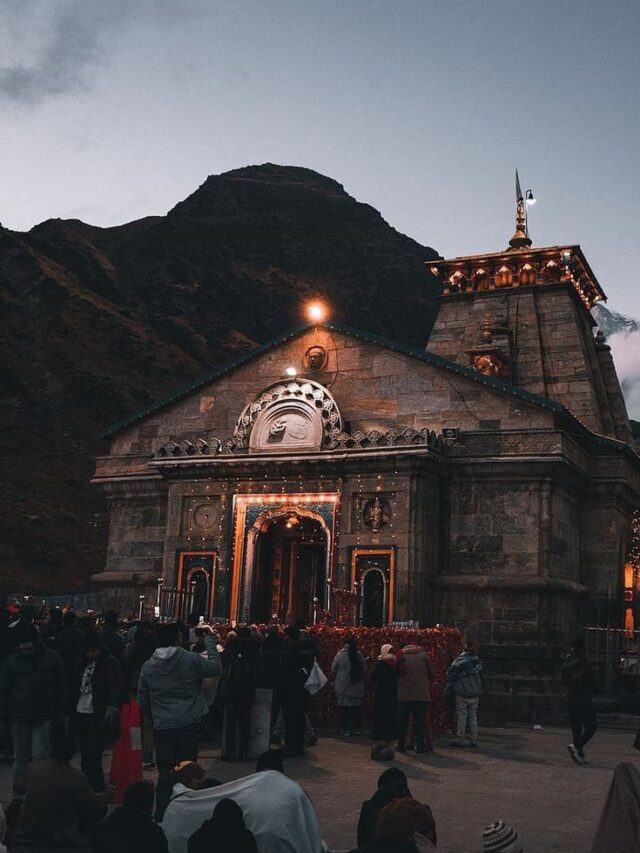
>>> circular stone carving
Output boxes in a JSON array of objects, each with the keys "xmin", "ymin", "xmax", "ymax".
[
  {"xmin": 234, "ymin": 379, "xmax": 342, "ymax": 453},
  {"xmin": 303, "ymin": 345, "xmax": 328, "ymax": 372}
]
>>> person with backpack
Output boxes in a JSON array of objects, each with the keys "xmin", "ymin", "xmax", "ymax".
[
  {"xmin": 221, "ymin": 626, "xmax": 259, "ymax": 760},
  {"xmin": 447, "ymin": 640, "xmax": 483, "ymax": 748}
]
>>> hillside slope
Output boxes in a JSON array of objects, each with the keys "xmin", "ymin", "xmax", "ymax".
[{"xmin": 1, "ymin": 164, "xmax": 440, "ymax": 591}]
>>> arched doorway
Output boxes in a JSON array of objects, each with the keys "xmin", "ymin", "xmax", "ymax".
[
  {"xmin": 362, "ymin": 569, "xmax": 385, "ymax": 627},
  {"xmin": 188, "ymin": 569, "xmax": 209, "ymax": 619},
  {"xmin": 250, "ymin": 512, "xmax": 328, "ymax": 624}
]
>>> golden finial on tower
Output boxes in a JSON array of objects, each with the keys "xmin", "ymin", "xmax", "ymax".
[{"xmin": 507, "ymin": 170, "xmax": 534, "ymax": 250}]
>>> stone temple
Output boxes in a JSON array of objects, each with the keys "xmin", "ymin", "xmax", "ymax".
[{"xmin": 93, "ymin": 190, "xmax": 640, "ymax": 697}]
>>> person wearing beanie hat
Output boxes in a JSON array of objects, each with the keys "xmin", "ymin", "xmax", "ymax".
[{"xmin": 483, "ymin": 820, "xmax": 524, "ymax": 853}]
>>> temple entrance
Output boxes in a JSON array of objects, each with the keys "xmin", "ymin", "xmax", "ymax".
[{"xmin": 251, "ymin": 513, "xmax": 327, "ymax": 624}]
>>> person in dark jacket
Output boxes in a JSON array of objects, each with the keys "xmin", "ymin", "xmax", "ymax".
[
  {"xmin": 57, "ymin": 611, "xmax": 84, "ymax": 688},
  {"xmin": 122, "ymin": 621, "xmax": 157, "ymax": 767},
  {"xmin": 221, "ymin": 626, "xmax": 259, "ymax": 760},
  {"xmin": 72, "ymin": 630, "xmax": 124, "ymax": 791},
  {"xmin": 13, "ymin": 731, "xmax": 110, "ymax": 849},
  {"xmin": 359, "ymin": 769, "xmax": 413, "ymax": 847},
  {"xmin": 351, "ymin": 796, "xmax": 429, "ymax": 853},
  {"xmin": 561, "ymin": 637, "xmax": 597, "ymax": 764},
  {"xmin": 279, "ymin": 626, "xmax": 315, "ymax": 757},
  {"xmin": 0, "ymin": 624, "xmax": 67, "ymax": 790},
  {"xmin": 188, "ymin": 798, "xmax": 258, "ymax": 853},
  {"xmin": 94, "ymin": 779, "xmax": 168, "ymax": 853},
  {"xmin": 98, "ymin": 610, "xmax": 125, "ymax": 661},
  {"xmin": 371, "ymin": 644, "xmax": 399, "ymax": 758}
]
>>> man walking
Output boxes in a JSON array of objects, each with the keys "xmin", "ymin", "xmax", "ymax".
[
  {"xmin": 396, "ymin": 641, "xmax": 434, "ymax": 754},
  {"xmin": 561, "ymin": 637, "xmax": 596, "ymax": 764},
  {"xmin": 138, "ymin": 622, "xmax": 222, "ymax": 817},
  {"xmin": 0, "ymin": 624, "xmax": 68, "ymax": 790},
  {"xmin": 447, "ymin": 640, "xmax": 483, "ymax": 748}
]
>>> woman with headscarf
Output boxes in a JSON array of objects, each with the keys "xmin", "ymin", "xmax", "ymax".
[
  {"xmin": 188, "ymin": 798, "xmax": 258, "ymax": 853},
  {"xmin": 331, "ymin": 636, "xmax": 366, "ymax": 737},
  {"xmin": 370, "ymin": 644, "xmax": 399, "ymax": 759}
]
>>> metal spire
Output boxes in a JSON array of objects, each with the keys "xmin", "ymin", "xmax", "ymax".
[{"xmin": 508, "ymin": 169, "xmax": 532, "ymax": 250}]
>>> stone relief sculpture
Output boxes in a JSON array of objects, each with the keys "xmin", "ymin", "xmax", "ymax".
[
  {"xmin": 303, "ymin": 345, "xmax": 328, "ymax": 372},
  {"xmin": 363, "ymin": 496, "xmax": 391, "ymax": 531}
]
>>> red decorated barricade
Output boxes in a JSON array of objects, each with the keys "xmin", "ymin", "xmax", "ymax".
[
  {"xmin": 306, "ymin": 625, "xmax": 462, "ymax": 737},
  {"xmin": 215, "ymin": 623, "xmax": 462, "ymax": 737}
]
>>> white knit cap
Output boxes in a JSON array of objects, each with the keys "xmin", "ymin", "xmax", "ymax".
[{"xmin": 483, "ymin": 821, "xmax": 523, "ymax": 853}]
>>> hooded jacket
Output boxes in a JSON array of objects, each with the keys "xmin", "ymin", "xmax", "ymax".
[
  {"xmin": 397, "ymin": 645, "xmax": 434, "ymax": 703},
  {"xmin": 138, "ymin": 637, "xmax": 222, "ymax": 730},
  {"xmin": 447, "ymin": 651, "xmax": 483, "ymax": 698}
]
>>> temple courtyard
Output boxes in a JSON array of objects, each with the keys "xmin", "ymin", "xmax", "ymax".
[{"xmin": 1, "ymin": 724, "xmax": 634, "ymax": 852}]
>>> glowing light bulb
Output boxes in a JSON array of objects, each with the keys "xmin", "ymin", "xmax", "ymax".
[
  {"xmin": 306, "ymin": 301, "xmax": 328, "ymax": 323},
  {"xmin": 285, "ymin": 366, "xmax": 297, "ymax": 377}
]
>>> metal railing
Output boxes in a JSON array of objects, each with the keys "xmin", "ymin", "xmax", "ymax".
[
  {"xmin": 584, "ymin": 626, "xmax": 640, "ymax": 695},
  {"xmin": 158, "ymin": 586, "xmax": 195, "ymax": 623}
]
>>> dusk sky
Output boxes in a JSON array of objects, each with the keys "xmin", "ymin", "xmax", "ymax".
[{"xmin": 2, "ymin": 0, "xmax": 639, "ymax": 318}]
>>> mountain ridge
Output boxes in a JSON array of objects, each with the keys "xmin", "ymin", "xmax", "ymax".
[{"xmin": 1, "ymin": 164, "xmax": 440, "ymax": 592}]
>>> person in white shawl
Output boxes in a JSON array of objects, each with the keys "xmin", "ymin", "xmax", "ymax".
[{"xmin": 162, "ymin": 769, "xmax": 324, "ymax": 853}]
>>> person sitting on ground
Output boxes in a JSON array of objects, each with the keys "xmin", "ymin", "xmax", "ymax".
[
  {"xmin": 350, "ymin": 798, "xmax": 420, "ymax": 853},
  {"xmin": 94, "ymin": 780, "xmax": 168, "ymax": 853},
  {"xmin": 12, "ymin": 731, "xmax": 111, "ymax": 849},
  {"xmin": 188, "ymin": 798, "xmax": 259, "ymax": 853},
  {"xmin": 482, "ymin": 820, "xmax": 523, "ymax": 853},
  {"xmin": 256, "ymin": 749, "xmax": 285, "ymax": 773},
  {"xmin": 171, "ymin": 760, "xmax": 221, "ymax": 793},
  {"xmin": 398, "ymin": 798, "xmax": 437, "ymax": 850},
  {"xmin": 163, "ymin": 770, "xmax": 324, "ymax": 853},
  {"xmin": 357, "ymin": 768, "xmax": 413, "ymax": 847}
]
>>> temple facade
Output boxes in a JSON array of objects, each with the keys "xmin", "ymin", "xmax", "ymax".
[{"xmin": 92, "ymin": 202, "xmax": 640, "ymax": 684}]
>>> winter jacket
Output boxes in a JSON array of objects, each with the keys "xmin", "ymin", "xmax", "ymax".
[
  {"xmin": 561, "ymin": 651, "xmax": 594, "ymax": 702},
  {"xmin": 397, "ymin": 645, "xmax": 434, "ymax": 703},
  {"xmin": 98, "ymin": 625, "xmax": 126, "ymax": 661},
  {"xmin": 357, "ymin": 781, "xmax": 412, "ymax": 847},
  {"xmin": 222, "ymin": 637, "xmax": 259, "ymax": 705},
  {"xmin": 94, "ymin": 804, "xmax": 169, "ymax": 853},
  {"xmin": 13, "ymin": 759, "xmax": 108, "ymax": 847},
  {"xmin": 138, "ymin": 637, "xmax": 222, "ymax": 730},
  {"xmin": 331, "ymin": 646, "xmax": 366, "ymax": 705},
  {"xmin": 0, "ymin": 645, "xmax": 67, "ymax": 724},
  {"xmin": 72, "ymin": 649, "xmax": 124, "ymax": 717},
  {"xmin": 122, "ymin": 634, "xmax": 157, "ymax": 693},
  {"xmin": 447, "ymin": 651, "xmax": 483, "ymax": 699}
]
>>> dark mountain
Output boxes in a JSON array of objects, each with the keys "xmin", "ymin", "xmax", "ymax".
[{"xmin": 1, "ymin": 164, "xmax": 440, "ymax": 592}]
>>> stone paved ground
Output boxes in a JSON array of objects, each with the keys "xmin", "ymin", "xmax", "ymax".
[{"xmin": 0, "ymin": 726, "xmax": 637, "ymax": 851}]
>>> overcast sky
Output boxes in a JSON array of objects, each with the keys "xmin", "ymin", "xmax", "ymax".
[{"xmin": 2, "ymin": 0, "xmax": 639, "ymax": 318}]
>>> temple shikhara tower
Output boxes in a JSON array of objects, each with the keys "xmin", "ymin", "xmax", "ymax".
[{"xmin": 93, "ymin": 176, "xmax": 640, "ymax": 702}]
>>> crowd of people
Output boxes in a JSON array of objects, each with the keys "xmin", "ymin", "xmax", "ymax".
[{"xmin": 0, "ymin": 601, "xmax": 634, "ymax": 851}]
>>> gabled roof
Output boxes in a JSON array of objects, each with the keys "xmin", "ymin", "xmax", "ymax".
[{"xmin": 101, "ymin": 320, "xmax": 594, "ymax": 440}]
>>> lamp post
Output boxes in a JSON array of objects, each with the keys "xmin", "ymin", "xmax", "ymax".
[{"xmin": 138, "ymin": 594, "xmax": 146, "ymax": 621}]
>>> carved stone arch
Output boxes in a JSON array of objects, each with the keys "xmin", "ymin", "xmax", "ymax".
[
  {"xmin": 233, "ymin": 379, "xmax": 342, "ymax": 453},
  {"xmin": 241, "ymin": 504, "xmax": 332, "ymax": 621}
]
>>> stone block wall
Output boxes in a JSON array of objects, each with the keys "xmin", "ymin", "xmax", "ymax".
[{"xmin": 427, "ymin": 284, "xmax": 628, "ymax": 440}]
